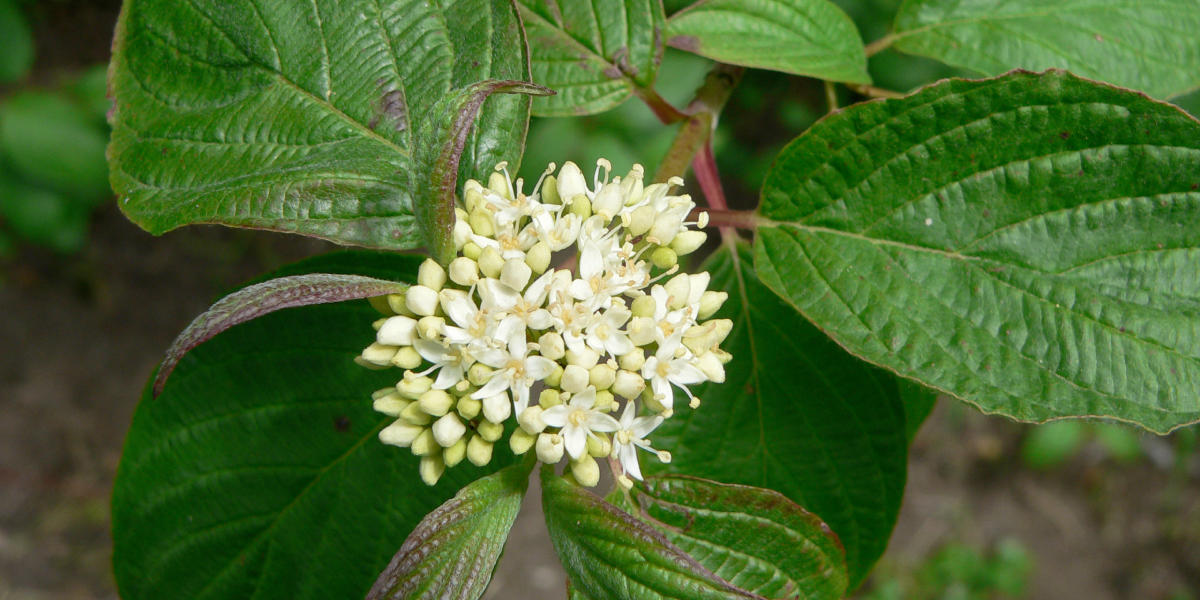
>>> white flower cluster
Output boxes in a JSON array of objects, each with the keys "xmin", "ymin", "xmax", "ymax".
[{"xmin": 358, "ymin": 160, "xmax": 732, "ymax": 488}]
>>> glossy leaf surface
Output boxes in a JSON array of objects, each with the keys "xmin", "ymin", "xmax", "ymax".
[{"xmin": 757, "ymin": 70, "xmax": 1200, "ymax": 434}]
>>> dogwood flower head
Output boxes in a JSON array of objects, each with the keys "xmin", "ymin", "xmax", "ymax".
[{"xmin": 361, "ymin": 159, "xmax": 729, "ymax": 486}]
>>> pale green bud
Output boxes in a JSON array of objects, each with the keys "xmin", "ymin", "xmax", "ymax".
[
  {"xmin": 386, "ymin": 292, "xmax": 414, "ymax": 316},
  {"xmin": 536, "ymin": 433, "xmax": 565, "ymax": 464},
  {"xmin": 373, "ymin": 391, "xmax": 409, "ymax": 417},
  {"xmin": 510, "ymin": 429, "xmax": 537, "ymax": 455},
  {"xmin": 627, "ymin": 317, "xmax": 657, "ymax": 347},
  {"xmin": 587, "ymin": 433, "xmax": 612, "ymax": 458},
  {"xmin": 396, "ymin": 375, "xmax": 433, "ymax": 400},
  {"xmin": 612, "ymin": 369, "xmax": 646, "ymax": 399},
  {"xmin": 419, "ymin": 454, "xmax": 445, "ymax": 485},
  {"xmin": 621, "ymin": 165, "xmax": 644, "ymax": 205},
  {"xmin": 569, "ymin": 455, "xmax": 600, "ymax": 487},
  {"xmin": 462, "ymin": 241, "xmax": 483, "ymax": 260},
  {"xmin": 500, "ymin": 258, "xmax": 532, "ymax": 291},
  {"xmin": 560, "ymin": 365, "xmax": 589, "ymax": 394},
  {"xmin": 453, "ymin": 219, "xmax": 474, "ymax": 250},
  {"xmin": 411, "ymin": 429, "xmax": 437, "ymax": 456},
  {"xmin": 538, "ymin": 332, "xmax": 566, "ymax": 361},
  {"xmin": 469, "ymin": 209, "xmax": 495, "ymax": 238},
  {"xmin": 630, "ymin": 295, "xmax": 656, "ymax": 318},
  {"xmin": 518, "ymin": 406, "xmax": 547, "ymax": 434},
  {"xmin": 714, "ymin": 348, "xmax": 733, "ymax": 364},
  {"xmin": 544, "ymin": 364, "xmax": 564, "ymax": 388},
  {"xmin": 478, "ymin": 246, "xmax": 504, "ymax": 279},
  {"xmin": 443, "ymin": 437, "xmax": 467, "ymax": 467},
  {"xmin": 589, "ymin": 364, "xmax": 616, "ymax": 390},
  {"xmin": 649, "ymin": 213, "xmax": 683, "ymax": 245},
  {"xmin": 405, "ymin": 285, "xmax": 439, "ymax": 317},
  {"xmin": 466, "ymin": 436, "xmax": 494, "ymax": 467},
  {"xmin": 417, "ymin": 258, "xmax": 446, "ymax": 290},
  {"xmin": 432, "ymin": 413, "xmax": 466, "ymax": 447},
  {"xmin": 566, "ymin": 347, "xmax": 600, "ymax": 369},
  {"xmin": 664, "ymin": 274, "xmax": 691, "ymax": 310},
  {"xmin": 401, "ymin": 400, "xmax": 433, "ymax": 424},
  {"xmin": 619, "ymin": 350, "xmax": 646, "ymax": 372},
  {"xmin": 368, "ymin": 295, "xmax": 394, "ymax": 316},
  {"xmin": 377, "ymin": 315, "xmax": 418, "ymax": 346},
  {"xmin": 539, "ymin": 388, "xmax": 563, "ymax": 409},
  {"xmin": 464, "ymin": 185, "xmax": 486, "ymax": 212},
  {"xmin": 697, "ymin": 351, "xmax": 726, "ymax": 383},
  {"xmin": 417, "ymin": 316, "xmax": 445, "ymax": 340},
  {"xmin": 477, "ymin": 420, "xmax": 505, "ymax": 442},
  {"xmin": 649, "ymin": 246, "xmax": 678, "ymax": 269},
  {"xmin": 628, "ymin": 205, "xmax": 656, "ymax": 236},
  {"xmin": 594, "ymin": 390, "xmax": 615, "ymax": 413},
  {"xmin": 541, "ymin": 175, "xmax": 561, "ymax": 204},
  {"xmin": 379, "ymin": 421, "xmax": 423, "ymax": 447},
  {"xmin": 592, "ymin": 183, "xmax": 624, "ymax": 219},
  {"xmin": 449, "ymin": 256, "xmax": 480, "ymax": 286},
  {"xmin": 697, "ymin": 291, "xmax": 728, "ymax": 320},
  {"xmin": 456, "ymin": 396, "xmax": 482, "ymax": 420},
  {"xmin": 468, "ymin": 363, "xmax": 494, "ymax": 387},
  {"xmin": 418, "ymin": 389, "xmax": 454, "ymax": 417},
  {"xmin": 488, "ymin": 171, "xmax": 511, "ymax": 199},
  {"xmin": 525, "ymin": 241, "xmax": 551, "ymax": 274},
  {"xmin": 670, "ymin": 230, "xmax": 707, "ymax": 256},
  {"xmin": 556, "ymin": 161, "xmax": 587, "ymax": 199},
  {"xmin": 359, "ymin": 343, "xmax": 398, "ymax": 366},
  {"xmin": 482, "ymin": 393, "xmax": 510, "ymax": 423},
  {"xmin": 567, "ymin": 194, "xmax": 592, "ymax": 219}
]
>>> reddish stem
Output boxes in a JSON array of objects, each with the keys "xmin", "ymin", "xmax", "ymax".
[
  {"xmin": 690, "ymin": 208, "xmax": 757, "ymax": 230},
  {"xmin": 635, "ymin": 86, "xmax": 687, "ymax": 125},
  {"xmin": 690, "ymin": 143, "xmax": 727, "ymax": 211}
]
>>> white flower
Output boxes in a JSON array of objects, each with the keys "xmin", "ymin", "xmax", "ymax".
[
  {"xmin": 413, "ymin": 338, "xmax": 471, "ymax": 391},
  {"xmin": 580, "ymin": 305, "xmax": 634, "ymax": 358},
  {"xmin": 611, "ymin": 401, "xmax": 665, "ymax": 481},
  {"xmin": 473, "ymin": 337, "xmax": 557, "ymax": 413},
  {"xmin": 541, "ymin": 387, "xmax": 619, "ymax": 459},
  {"xmin": 641, "ymin": 333, "xmax": 707, "ymax": 413}
]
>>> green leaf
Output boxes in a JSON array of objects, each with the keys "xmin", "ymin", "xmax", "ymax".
[
  {"xmin": 111, "ymin": 251, "xmax": 513, "ymax": 600},
  {"xmin": 649, "ymin": 241, "xmax": 908, "ymax": 587},
  {"xmin": 108, "ymin": 0, "xmax": 536, "ymax": 250},
  {"xmin": 891, "ymin": 0, "xmax": 1200, "ymax": 98},
  {"xmin": 627, "ymin": 475, "xmax": 848, "ymax": 599},
  {"xmin": 900, "ymin": 380, "xmax": 937, "ymax": 442},
  {"xmin": 0, "ymin": 0, "xmax": 33, "ymax": 83},
  {"xmin": 756, "ymin": 69, "xmax": 1200, "ymax": 434},
  {"xmin": 542, "ymin": 471, "xmax": 763, "ymax": 600},
  {"xmin": 154, "ymin": 273, "xmax": 411, "ymax": 396},
  {"xmin": 666, "ymin": 0, "xmax": 869, "ymax": 84},
  {"xmin": 366, "ymin": 461, "xmax": 532, "ymax": 600},
  {"xmin": 517, "ymin": 0, "xmax": 666, "ymax": 116},
  {"xmin": 0, "ymin": 92, "xmax": 111, "ymax": 201}
]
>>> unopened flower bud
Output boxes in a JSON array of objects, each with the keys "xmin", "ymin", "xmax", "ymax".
[
  {"xmin": 419, "ymin": 389, "xmax": 454, "ymax": 417},
  {"xmin": 464, "ymin": 184, "xmax": 485, "ymax": 212},
  {"xmin": 594, "ymin": 390, "xmax": 615, "ymax": 412},
  {"xmin": 478, "ymin": 246, "xmax": 504, "ymax": 278},
  {"xmin": 373, "ymin": 391, "xmax": 409, "ymax": 417},
  {"xmin": 589, "ymin": 364, "xmax": 616, "ymax": 390},
  {"xmin": 544, "ymin": 364, "xmax": 564, "ymax": 388},
  {"xmin": 411, "ymin": 429, "xmax": 437, "ymax": 456},
  {"xmin": 561, "ymin": 365, "xmax": 589, "ymax": 394},
  {"xmin": 664, "ymin": 274, "xmax": 691, "ymax": 310},
  {"xmin": 501, "ymin": 258, "xmax": 532, "ymax": 291},
  {"xmin": 536, "ymin": 433, "xmax": 565, "ymax": 464},
  {"xmin": 670, "ymin": 230, "xmax": 707, "ymax": 256},
  {"xmin": 448, "ymin": 256, "xmax": 479, "ymax": 286},
  {"xmin": 477, "ymin": 420, "xmax": 505, "ymax": 442},
  {"xmin": 419, "ymin": 454, "xmax": 445, "ymax": 485},
  {"xmin": 481, "ymin": 393, "xmax": 510, "ymax": 423},
  {"xmin": 541, "ymin": 175, "xmax": 561, "ymax": 204},
  {"xmin": 698, "ymin": 291, "xmax": 728, "ymax": 319},
  {"xmin": 462, "ymin": 241, "xmax": 482, "ymax": 260},
  {"xmin": 464, "ymin": 363, "xmax": 492, "ymax": 387},
  {"xmin": 405, "ymin": 285, "xmax": 439, "ymax": 316},
  {"xmin": 443, "ymin": 437, "xmax": 467, "ymax": 467},
  {"xmin": 456, "ymin": 396, "xmax": 482, "ymax": 420},
  {"xmin": 587, "ymin": 433, "xmax": 612, "ymax": 458},
  {"xmin": 649, "ymin": 213, "xmax": 683, "ymax": 245},
  {"xmin": 432, "ymin": 413, "xmax": 466, "ymax": 447},
  {"xmin": 612, "ymin": 370, "xmax": 646, "ymax": 399},
  {"xmin": 488, "ymin": 170, "xmax": 512, "ymax": 199},
  {"xmin": 567, "ymin": 194, "xmax": 592, "ymax": 219},
  {"xmin": 621, "ymin": 165, "xmax": 645, "ymax": 205},
  {"xmin": 401, "ymin": 401, "xmax": 433, "ymax": 425},
  {"xmin": 592, "ymin": 183, "xmax": 623, "ymax": 219},
  {"xmin": 696, "ymin": 351, "xmax": 725, "ymax": 383},
  {"xmin": 525, "ymin": 241, "xmax": 551, "ymax": 274},
  {"xmin": 397, "ymin": 375, "xmax": 433, "ymax": 399},
  {"xmin": 628, "ymin": 317, "xmax": 657, "ymax": 347},
  {"xmin": 518, "ymin": 406, "xmax": 546, "ymax": 434},
  {"xmin": 619, "ymin": 350, "xmax": 646, "ymax": 372},
  {"xmin": 417, "ymin": 316, "xmax": 445, "ymax": 339},
  {"xmin": 566, "ymin": 346, "xmax": 600, "ymax": 369},
  {"xmin": 453, "ymin": 218, "xmax": 474, "ymax": 249},
  {"xmin": 538, "ymin": 332, "xmax": 565, "ymax": 361},
  {"xmin": 377, "ymin": 316, "xmax": 418, "ymax": 346},
  {"xmin": 630, "ymin": 295, "xmax": 656, "ymax": 318},
  {"xmin": 387, "ymin": 292, "xmax": 414, "ymax": 316},
  {"xmin": 417, "ymin": 258, "xmax": 446, "ymax": 290},
  {"xmin": 557, "ymin": 162, "xmax": 587, "ymax": 199},
  {"xmin": 569, "ymin": 455, "xmax": 601, "ymax": 487},
  {"xmin": 539, "ymin": 388, "xmax": 562, "ymax": 409},
  {"xmin": 650, "ymin": 246, "xmax": 678, "ymax": 269},
  {"xmin": 628, "ymin": 205, "xmax": 656, "ymax": 236},
  {"xmin": 467, "ymin": 436, "xmax": 494, "ymax": 466},
  {"xmin": 388, "ymin": 346, "xmax": 420, "ymax": 370},
  {"xmin": 360, "ymin": 343, "xmax": 398, "ymax": 366},
  {"xmin": 510, "ymin": 429, "xmax": 536, "ymax": 455},
  {"xmin": 379, "ymin": 421, "xmax": 423, "ymax": 447}
]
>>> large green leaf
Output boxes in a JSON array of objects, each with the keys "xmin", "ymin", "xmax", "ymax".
[
  {"xmin": 366, "ymin": 461, "xmax": 532, "ymax": 600},
  {"xmin": 649, "ymin": 241, "xmax": 908, "ymax": 587},
  {"xmin": 111, "ymin": 252, "xmax": 513, "ymax": 600},
  {"xmin": 1, "ymin": 92, "xmax": 111, "ymax": 201},
  {"xmin": 756, "ymin": 69, "xmax": 1200, "ymax": 435},
  {"xmin": 517, "ymin": 0, "xmax": 666, "ymax": 116},
  {"xmin": 626, "ymin": 476, "xmax": 848, "ymax": 600},
  {"xmin": 891, "ymin": 0, "xmax": 1200, "ymax": 98},
  {"xmin": 109, "ymin": 0, "xmax": 536, "ymax": 251},
  {"xmin": 666, "ymin": 0, "xmax": 869, "ymax": 84},
  {"xmin": 542, "ymin": 472, "xmax": 763, "ymax": 600}
]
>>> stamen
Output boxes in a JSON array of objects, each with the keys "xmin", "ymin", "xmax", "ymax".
[
  {"xmin": 532, "ymin": 162, "xmax": 557, "ymax": 196},
  {"xmin": 594, "ymin": 158, "xmax": 612, "ymax": 189}
]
